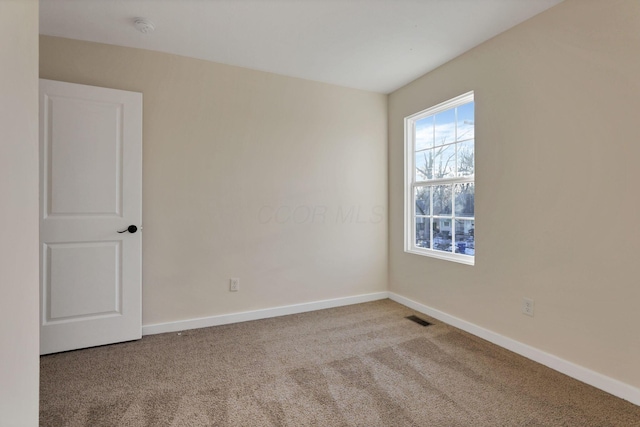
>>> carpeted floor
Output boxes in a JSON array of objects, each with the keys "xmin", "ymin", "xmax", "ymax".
[{"xmin": 40, "ymin": 299, "xmax": 640, "ymax": 426}]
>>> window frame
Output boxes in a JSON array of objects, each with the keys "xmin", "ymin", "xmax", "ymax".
[{"xmin": 404, "ymin": 91, "xmax": 475, "ymax": 265}]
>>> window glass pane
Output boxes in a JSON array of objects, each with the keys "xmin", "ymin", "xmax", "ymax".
[
  {"xmin": 415, "ymin": 186, "xmax": 430, "ymax": 216},
  {"xmin": 415, "ymin": 150, "xmax": 433, "ymax": 181},
  {"xmin": 455, "ymin": 220, "xmax": 475, "ymax": 255},
  {"xmin": 433, "ymin": 144, "xmax": 455, "ymax": 179},
  {"xmin": 415, "ymin": 116, "xmax": 434, "ymax": 151},
  {"xmin": 415, "ymin": 217, "xmax": 430, "ymax": 249},
  {"xmin": 454, "ymin": 183, "xmax": 474, "ymax": 217},
  {"xmin": 433, "ymin": 219, "xmax": 452, "ymax": 252},
  {"xmin": 456, "ymin": 102, "xmax": 474, "ymax": 141},
  {"xmin": 457, "ymin": 139, "xmax": 474, "ymax": 177},
  {"xmin": 434, "ymin": 109, "xmax": 456, "ymax": 147},
  {"xmin": 432, "ymin": 185, "xmax": 452, "ymax": 215}
]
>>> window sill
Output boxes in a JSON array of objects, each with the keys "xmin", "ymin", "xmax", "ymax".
[{"xmin": 405, "ymin": 247, "xmax": 475, "ymax": 266}]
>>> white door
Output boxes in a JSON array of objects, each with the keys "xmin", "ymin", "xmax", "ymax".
[{"xmin": 39, "ymin": 79, "xmax": 143, "ymax": 355}]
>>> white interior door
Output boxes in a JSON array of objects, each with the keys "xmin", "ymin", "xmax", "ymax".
[{"xmin": 39, "ymin": 79, "xmax": 142, "ymax": 355}]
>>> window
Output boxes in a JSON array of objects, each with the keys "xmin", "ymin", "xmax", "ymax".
[{"xmin": 405, "ymin": 92, "xmax": 474, "ymax": 265}]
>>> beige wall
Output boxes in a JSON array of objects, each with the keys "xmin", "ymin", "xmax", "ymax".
[
  {"xmin": 40, "ymin": 36, "xmax": 388, "ymax": 326},
  {"xmin": 0, "ymin": 0, "xmax": 40, "ymax": 424},
  {"xmin": 389, "ymin": 0, "xmax": 640, "ymax": 389}
]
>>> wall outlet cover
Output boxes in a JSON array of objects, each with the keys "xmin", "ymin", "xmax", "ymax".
[{"xmin": 522, "ymin": 297, "xmax": 534, "ymax": 317}]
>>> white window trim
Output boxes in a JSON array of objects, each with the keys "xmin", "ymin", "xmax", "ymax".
[{"xmin": 404, "ymin": 91, "xmax": 475, "ymax": 266}]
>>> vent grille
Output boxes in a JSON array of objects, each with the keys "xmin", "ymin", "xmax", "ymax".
[{"xmin": 405, "ymin": 315, "xmax": 432, "ymax": 327}]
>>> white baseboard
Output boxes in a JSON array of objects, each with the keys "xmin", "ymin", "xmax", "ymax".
[
  {"xmin": 388, "ymin": 292, "xmax": 640, "ymax": 406},
  {"xmin": 142, "ymin": 291, "xmax": 390, "ymax": 336}
]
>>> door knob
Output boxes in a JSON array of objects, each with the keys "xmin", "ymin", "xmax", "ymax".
[{"xmin": 117, "ymin": 225, "xmax": 138, "ymax": 234}]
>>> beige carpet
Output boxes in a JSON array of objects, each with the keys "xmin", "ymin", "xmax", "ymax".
[{"xmin": 40, "ymin": 300, "xmax": 640, "ymax": 426}]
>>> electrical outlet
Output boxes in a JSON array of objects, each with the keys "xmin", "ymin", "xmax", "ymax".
[
  {"xmin": 230, "ymin": 278, "xmax": 239, "ymax": 292},
  {"xmin": 522, "ymin": 298, "xmax": 534, "ymax": 317}
]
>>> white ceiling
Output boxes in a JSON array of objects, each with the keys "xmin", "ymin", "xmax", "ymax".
[{"xmin": 39, "ymin": 0, "xmax": 562, "ymax": 94}]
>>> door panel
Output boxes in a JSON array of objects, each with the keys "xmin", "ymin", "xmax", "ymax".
[
  {"xmin": 48, "ymin": 95, "xmax": 122, "ymax": 216},
  {"xmin": 40, "ymin": 79, "xmax": 142, "ymax": 355},
  {"xmin": 45, "ymin": 241, "xmax": 120, "ymax": 321}
]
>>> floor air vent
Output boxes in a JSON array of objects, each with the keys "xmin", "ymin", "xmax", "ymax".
[{"xmin": 405, "ymin": 315, "xmax": 432, "ymax": 327}]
